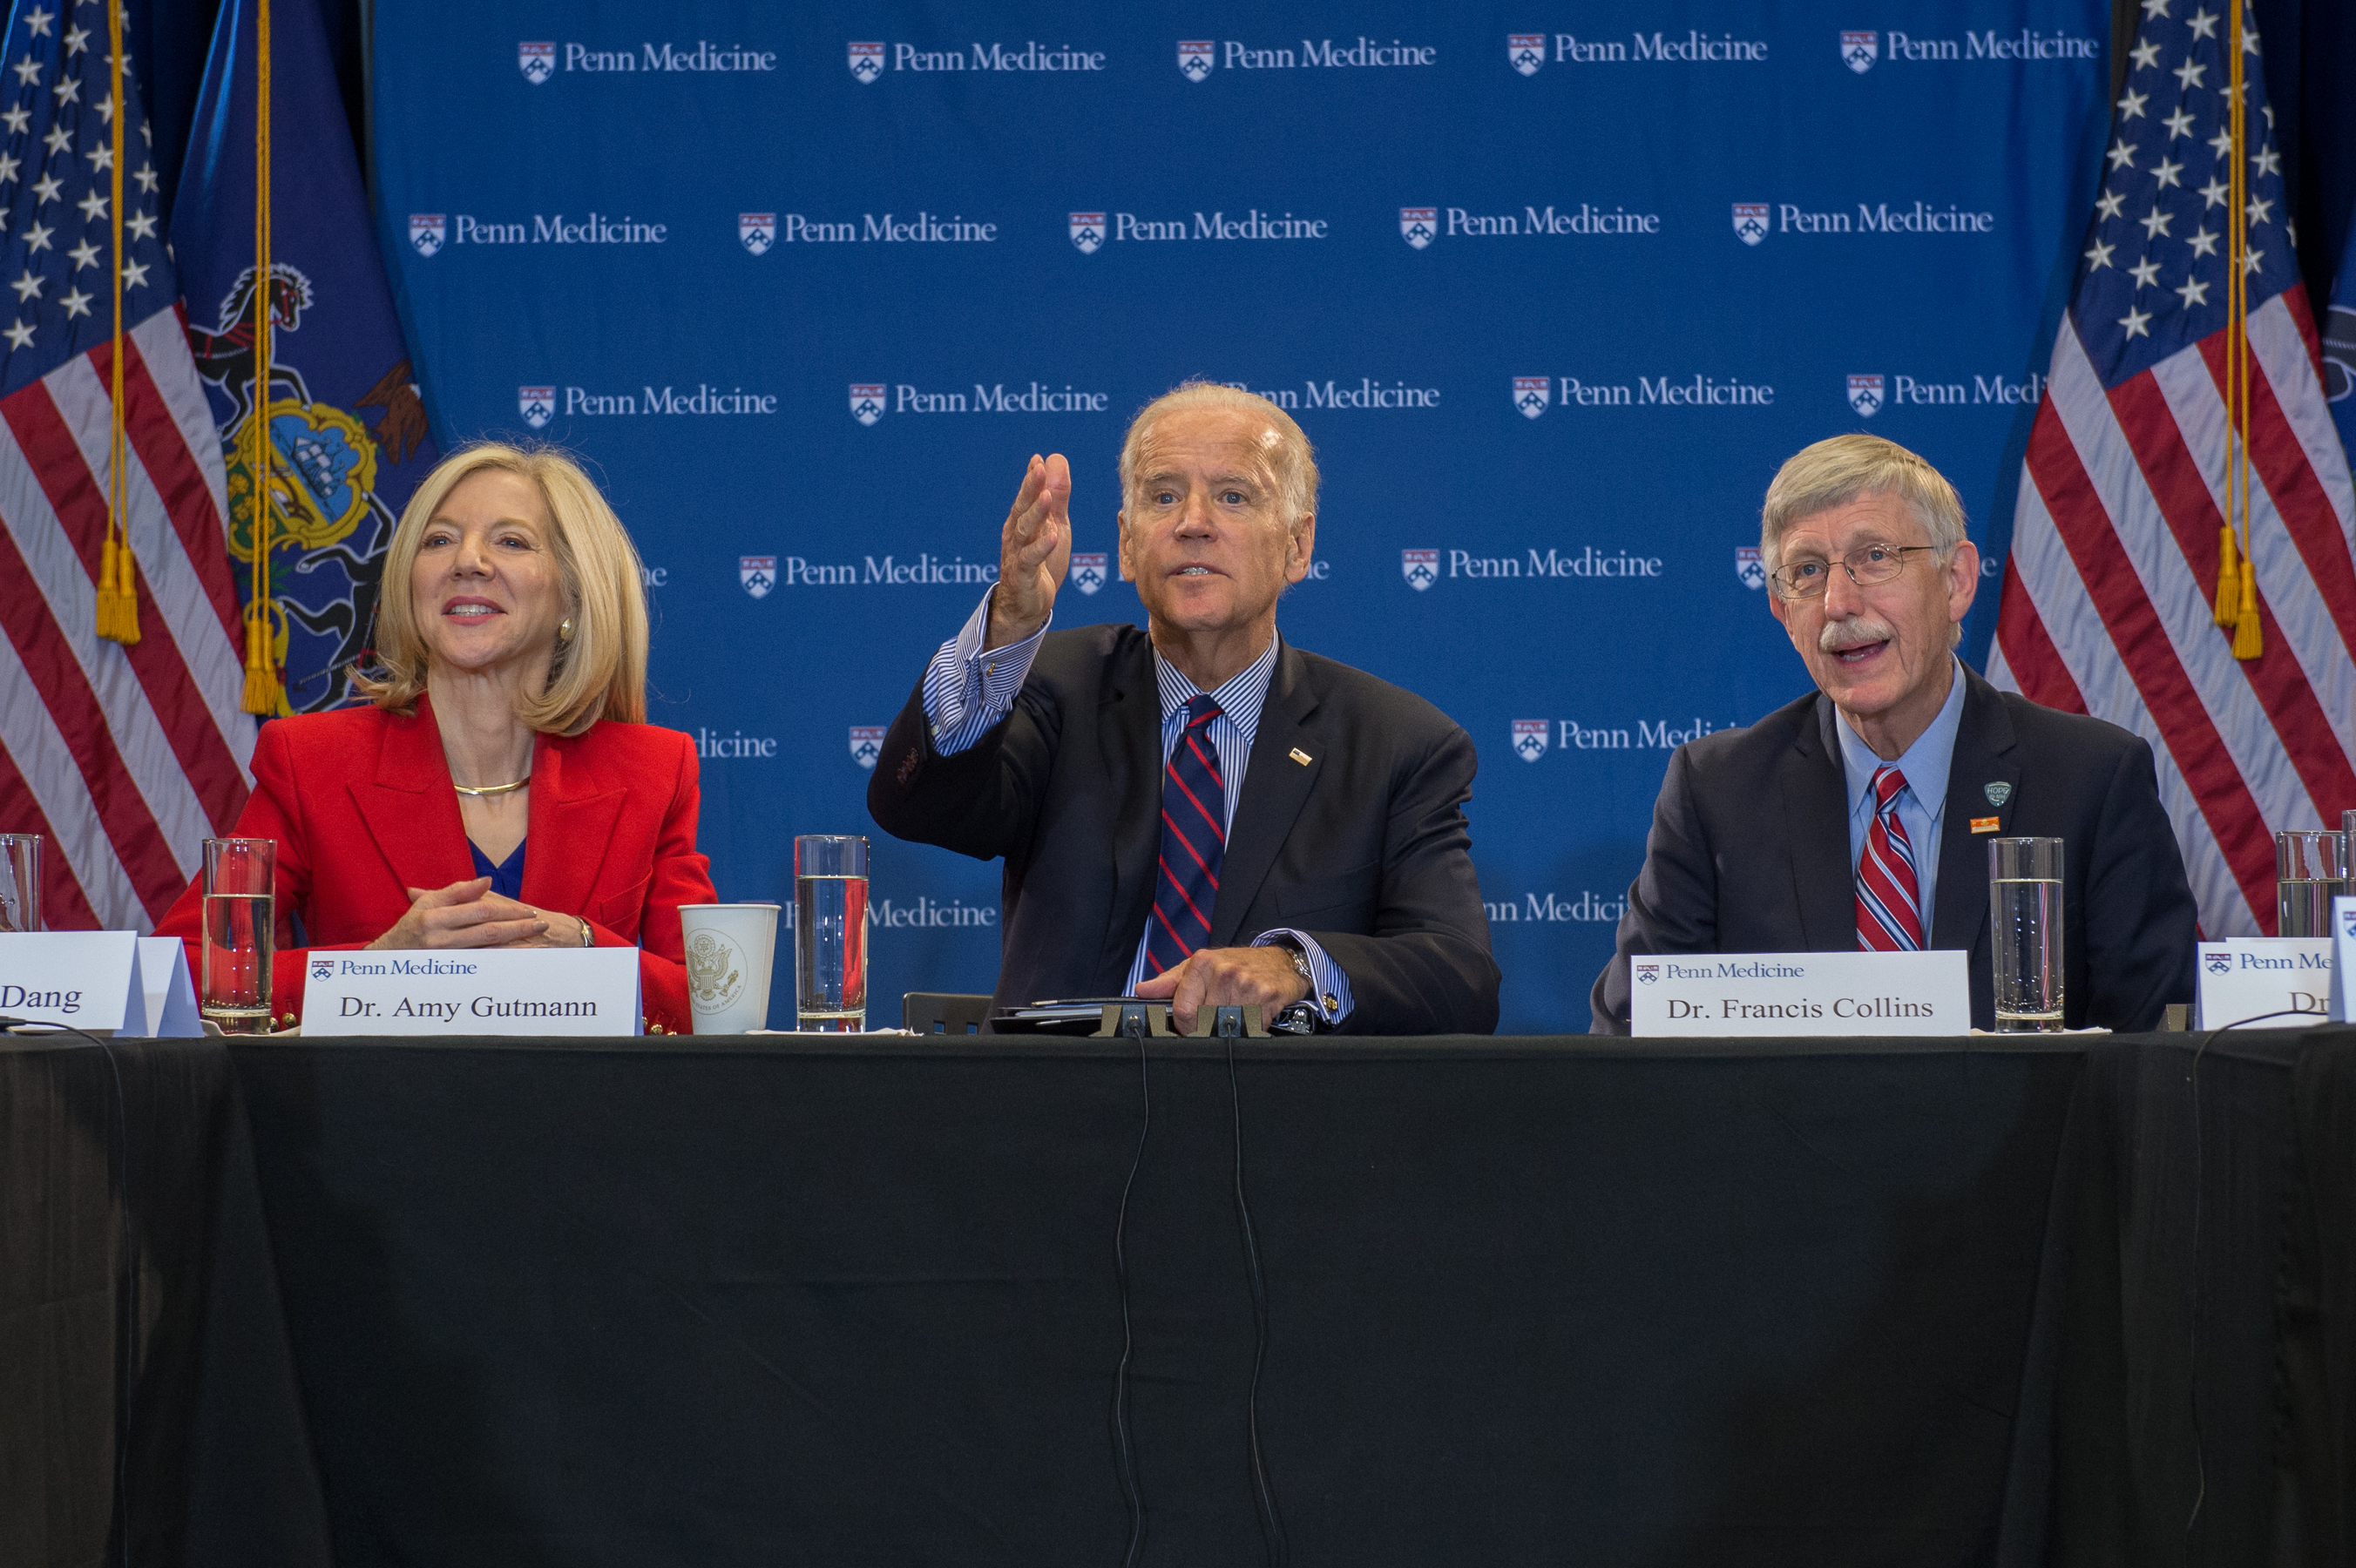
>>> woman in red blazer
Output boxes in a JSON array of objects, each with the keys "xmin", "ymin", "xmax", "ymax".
[{"xmin": 158, "ymin": 442, "xmax": 717, "ymax": 1032}]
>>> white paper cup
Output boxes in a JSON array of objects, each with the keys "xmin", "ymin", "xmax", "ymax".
[{"xmin": 677, "ymin": 904, "xmax": 780, "ymax": 1034}]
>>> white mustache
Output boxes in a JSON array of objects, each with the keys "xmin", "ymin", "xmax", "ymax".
[{"xmin": 1818, "ymin": 613, "xmax": 1896, "ymax": 653}]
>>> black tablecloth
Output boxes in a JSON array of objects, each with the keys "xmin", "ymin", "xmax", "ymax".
[{"xmin": 10, "ymin": 1029, "xmax": 2356, "ymax": 1567}]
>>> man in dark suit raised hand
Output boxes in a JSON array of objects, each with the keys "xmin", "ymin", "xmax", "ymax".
[
  {"xmin": 1592, "ymin": 433, "xmax": 2197, "ymax": 1033},
  {"xmin": 870, "ymin": 382, "xmax": 1499, "ymax": 1035}
]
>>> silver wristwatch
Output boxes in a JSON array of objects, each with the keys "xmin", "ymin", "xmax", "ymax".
[{"xmin": 1269, "ymin": 942, "xmax": 1322, "ymax": 1035}]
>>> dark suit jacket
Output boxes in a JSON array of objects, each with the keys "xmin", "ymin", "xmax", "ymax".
[
  {"xmin": 868, "ymin": 624, "xmax": 1500, "ymax": 1034},
  {"xmin": 155, "ymin": 696, "xmax": 718, "ymax": 1032},
  {"xmin": 1590, "ymin": 666, "xmax": 2198, "ymax": 1033}
]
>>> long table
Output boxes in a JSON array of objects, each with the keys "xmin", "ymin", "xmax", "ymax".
[{"xmin": 9, "ymin": 1029, "xmax": 2356, "ymax": 1566}]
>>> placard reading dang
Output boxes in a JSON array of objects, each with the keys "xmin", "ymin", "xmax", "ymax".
[
  {"xmin": 304, "ymin": 948, "xmax": 641, "ymax": 1037},
  {"xmin": 1630, "ymin": 950, "xmax": 1970, "ymax": 1037}
]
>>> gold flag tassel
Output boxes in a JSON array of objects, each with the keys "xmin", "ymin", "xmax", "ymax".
[
  {"xmin": 93, "ymin": 0, "xmax": 137, "ymax": 645},
  {"xmin": 240, "ymin": 0, "xmax": 281, "ymax": 714},
  {"xmin": 2212, "ymin": 525, "xmax": 2240, "ymax": 625},
  {"xmin": 2224, "ymin": 0, "xmax": 2262, "ymax": 660}
]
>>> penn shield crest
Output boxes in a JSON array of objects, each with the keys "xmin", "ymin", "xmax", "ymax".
[
  {"xmin": 850, "ymin": 726, "xmax": 886, "ymax": 768},
  {"xmin": 848, "ymin": 43, "xmax": 884, "ymax": 83},
  {"xmin": 1732, "ymin": 203, "xmax": 1769, "ymax": 246},
  {"xmin": 849, "ymin": 384, "xmax": 885, "ymax": 425},
  {"xmin": 739, "ymin": 213, "xmax": 775, "ymax": 254},
  {"xmin": 408, "ymin": 214, "xmax": 445, "ymax": 257},
  {"xmin": 1735, "ymin": 546, "xmax": 1765, "ymax": 590},
  {"xmin": 1507, "ymin": 33, "xmax": 1545, "ymax": 75},
  {"xmin": 1401, "ymin": 549, "xmax": 1438, "ymax": 591},
  {"xmin": 518, "ymin": 42, "xmax": 554, "ymax": 84},
  {"xmin": 1070, "ymin": 551, "xmax": 1107, "ymax": 594},
  {"xmin": 740, "ymin": 555, "xmax": 776, "ymax": 598},
  {"xmin": 518, "ymin": 385, "xmax": 554, "ymax": 429},
  {"xmin": 1399, "ymin": 207, "xmax": 1436, "ymax": 249},
  {"xmin": 1177, "ymin": 41, "xmax": 1214, "ymax": 81},
  {"xmin": 1841, "ymin": 30, "xmax": 1879, "ymax": 72},
  {"xmin": 1513, "ymin": 376, "xmax": 1550, "ymax": 419},
  {"xmin": 1847, "ymin": 374, "xmax": 1885, "ymax": 417},
  {"xmin": 1068, "ymin": 213, "xmax": 1105, "ymax": 253},
  {"xmin": 1512, "ymin": 720, "xmax": 1548, "ymax": 761}
]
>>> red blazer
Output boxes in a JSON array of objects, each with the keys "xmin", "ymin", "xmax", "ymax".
[{"xmin": 156, "ymin": 695, "xmax": 718, "ymax": 1032}]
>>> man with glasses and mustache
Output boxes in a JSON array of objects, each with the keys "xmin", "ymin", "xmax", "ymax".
[{"xmin": 1591, "ymin": 434, "xmax": 2197, "ymax": 1033}]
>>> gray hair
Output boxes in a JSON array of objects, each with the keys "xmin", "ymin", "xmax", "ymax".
[
  {"xmin": 1118, "ymin": 381, "xmax": 1320, "ymax": 528},
  {"xmin": 1759, "ymin": 433, "xmax": 1967, "ymax": 576}
]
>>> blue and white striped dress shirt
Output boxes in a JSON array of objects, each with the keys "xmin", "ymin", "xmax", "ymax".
[{"xmin": 921, "ymin": 591, "xmax": 1354, "ymax": 1025}]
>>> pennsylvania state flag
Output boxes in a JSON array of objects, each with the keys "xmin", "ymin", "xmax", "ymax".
[{"xmin": 169, "ymin": 0, "xmax": 439, "ymax": 714}]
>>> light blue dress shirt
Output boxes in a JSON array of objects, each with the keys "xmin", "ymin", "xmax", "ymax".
[
  {"xmin": 1834, "ymin": 656, "xmax": 1970, "ymax": 945},
  {"xmin": 919, "ymin": 590, "xmax": 1354, "ymax": 1024}
]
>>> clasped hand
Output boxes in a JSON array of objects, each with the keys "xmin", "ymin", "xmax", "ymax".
[
  {"xmin": 367, "ymin": 876, "xmax": 586, "ymax": 950},
  {"xmin": 1131, "ymin": 945, "xmax": 1310, "ymax": 1035}
]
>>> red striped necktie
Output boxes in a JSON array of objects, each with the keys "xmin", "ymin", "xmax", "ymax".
[
  {"xmin": 1146, "ymin": 696, "xmax": 1225, "ymax": 974},
  {"xmin": 1855, "ymin": 765, "xmax": 1925, "ymax": 951}
]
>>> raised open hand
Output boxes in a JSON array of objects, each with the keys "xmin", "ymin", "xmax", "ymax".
[{"xmin": 986, "ymin": 452, "xmax": 1073, "ymax": 650}]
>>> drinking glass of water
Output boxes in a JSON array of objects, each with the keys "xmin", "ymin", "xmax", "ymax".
[
  {"xmin": 200, "ymin": 837, "xmax": 276, "ymax": 1034},
  {"xmin": 1988, "ymin": 837, "xmax": 2064, "ymax": 1031},
  {"xmin": 794, "ymin": 835, "xmax": 869, "ymax": 1031},
  {"xmin": 2276, "ymin": 829, "xmax": 2350, "ymax": 938},
  {"xmin": 0, "ymin": 834, "xmax": 39, "ymax": 932}
]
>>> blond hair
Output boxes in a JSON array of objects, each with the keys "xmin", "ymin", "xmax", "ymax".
[
  {"xmin": 1118, "ymin": 380, "xmax": 1320, "ymax": 528},
  {"xmin": 1759, "ymin": 433, "xmax": 1967, "ymax": 576},
  {"xmin": 354, "ymin": 443, "xmax": 647, "ymax": 733}
]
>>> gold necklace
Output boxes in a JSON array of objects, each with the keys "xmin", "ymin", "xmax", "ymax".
[{"xmin": 451, "ymin": 776, "xmax": 530, "ymax": 798}]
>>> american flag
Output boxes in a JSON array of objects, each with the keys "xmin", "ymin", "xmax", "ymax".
[
  {"xmin": 1991, "ymin": 0, "xmax": 2356, "ymax": 937},
  {"xmin": 0, "ymin": 3, "xmax": 251, "ymax": 930}
]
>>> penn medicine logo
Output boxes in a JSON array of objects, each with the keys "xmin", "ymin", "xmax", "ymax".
[
  {"xmin": 850, "ymin": 726, "xmax": 886, "ymax": 768},
  {"xmin": 1401, "ymin": 549, "xmax": 1439, "ymax": 591},
  {"xmin": 849, "ymin": 42, "xmax": 884, "ymax": 82},
  {"xmin": 1399, "ymin": 206, "xmax": 1436, "ymax": 248},
  {"xmin": 850, "ymin": 383, "xmax": 885, "ymax": 425},
  {"xmin": 409, "ymin": 214, "xmax": 445, "ymax": 256},
  {"xmin": 1513, "ymin": 376, "xmax": 1550, "ymax": 419},
  {"xmin": 1848, "ymin": 374, "xmax": 1885, "ymax": 416},
  {"xmin": 518, "ymin": 386, "xmax": 554, "ymax": 429},
  {"xmin": 1732, "ymin": 203, "xmax": 1769, "ymax": 245},
  {"xmin": 1178, "ymin": 40, "xmax": 1214, "ymax": 80},
  {"xmin": 1070, "ymin": 551, "xmax": 1107, "ymax": 594},
  {"xmin": 1841, "ymin": 30, "xmax": 1878, "ymax": 71},
  {"xmin": 740, "ymin": 213, "xmax": 775, "ymax": 253},
  {"xmin": 1736, "ymin": 546, "xmax": 1765, "ymax": 590},
  {"xmin": 741, "ymin": 555, "xmax": 776, "ymax": 598},
  {"xmin": 1508, "ymin": 33, "xmax": 1545, "ymax": 75},
  {"xmin": 518, "ymin": 41, "xmax": 555, "ymax": 84},
  {"xmin": 1069, "ymin": 212, "xmax": 1105, "ymax": 253},
  {"xmin": 1512, "ymin": 720, "xmax": 1549, "ymax": 761}
]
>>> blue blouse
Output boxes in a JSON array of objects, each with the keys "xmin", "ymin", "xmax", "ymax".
[{"xmin": 468, "ymin": 838, "xmax": 526, "ymax": 901}]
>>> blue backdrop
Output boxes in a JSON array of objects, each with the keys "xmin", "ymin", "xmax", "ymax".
[{"xmin": 370, "ymin": 1, "xmax": 2111, "ymax": 1031}]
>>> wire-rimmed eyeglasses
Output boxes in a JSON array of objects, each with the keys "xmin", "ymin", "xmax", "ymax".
[{"xmin": 1770, "ymin": 544, "xmax": 1939, "ymax": 600}]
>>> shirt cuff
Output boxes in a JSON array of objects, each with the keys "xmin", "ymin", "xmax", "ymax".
[
  {"xmin": 920, "ymin": 585, "xmax": 1051, "ymax": 755},
  {"xmin": 1252, "ymin": 929, "xmax": 1353, "ymax": 1028}
]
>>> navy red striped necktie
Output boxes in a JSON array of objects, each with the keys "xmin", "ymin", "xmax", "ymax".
[
  {"xmin": 1146, "ymin": 696, "xmax": 1225, "ymax": 975},
  {"xmin": 1856, "ymin": 765, "xmax": 1925, "ymax": 951}
]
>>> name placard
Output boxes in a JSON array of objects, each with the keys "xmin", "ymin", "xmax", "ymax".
[
  {"xmin": 2335, "ymin": 897, "xmax": 2356, "ymax": 1024},
  {"xmin": 0, "ymin": 931, "xmax": 141, "ymax": 1034},
  {"xmin": 136, "ymin": 936, "xmax": 203, "ymax": 1037},
  {"xmin": 2197, "ymin": 938, "xmax": 2334, "ymax": 1030},
  {"xmin": 1631, "ymin": 950, "xmax": 1971, "ymax": 1037},
  {"xmin": 304, "ymin": 948, "xmax": 642, "ymax": 1037}
]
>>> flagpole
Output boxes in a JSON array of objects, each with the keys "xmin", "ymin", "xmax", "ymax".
[
  {"xmin": 94, "ymin": 0, "xmax": 138, "ymax": 644},
  {"xmin": 2225, "ymin": 1, "xmax": 2260, "ymax": 659},
  {"xmin": 242, "ymin": 0, "xmax": 282, "ymax": 714}
]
